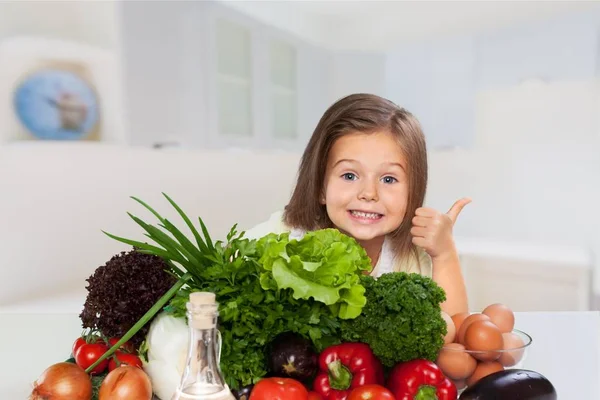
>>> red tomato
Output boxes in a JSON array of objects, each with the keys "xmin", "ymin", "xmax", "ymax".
[
  {"xmin": 348, "ymin": 385, "xmax": 395, "ymax": 400},
  {"xmin": 308, "ymin": 391, "xmax": 324, "ymax": 400},
  {"xmin": 75, "ymin": 343, "xmax": 109, "ymax": 374},
  {"xmin": 108, "ymin": 351, "xmax": 143, "ymax": 371},
  {"xmin": 249, "ymin": 377, "xmax": 308, "ymax": 400},
  {"xmin": 72, "ymin": 337, "xmax": 87, "ymax": 357},
  {"xmin": 107, "ymin": 337, "xmax": 136, "ymax": 353}
]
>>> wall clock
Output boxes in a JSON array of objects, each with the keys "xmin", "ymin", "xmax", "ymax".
[{"xmin": 13, "ymin": 65, "xmax": 101, "ymax": 141}]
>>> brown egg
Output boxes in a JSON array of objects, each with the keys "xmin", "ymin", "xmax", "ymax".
[
  {"xmin": 466, "ymin": 361, "xmax": 504, "ymax": 386},
  {"xmin": 435, "ymin": 343, "xmax": 477, "ymax": 380},
  {"xmin": 457, "ymin": 313, "xmax": 491, "ymax": 344},
  {"xmin": 451, "ymin": 312, "xmax": 470, "ymax": 341},
  {"xmin": 498, "ymin": 332, "xmax": 526, "ymax": 367},
  {"xmin": 482, "ymin": 303, "xmax": 515, "ymax": 333},
  {"xmin": 464, "ymin": 320, "xmax": 503, "ymax": 361},
  {"xmin": 441, "ymin": 311, "xmax": 456, "ymax": 344}
]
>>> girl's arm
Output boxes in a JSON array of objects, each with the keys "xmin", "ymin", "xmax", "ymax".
[
  {"xmin": 431, "ymin": 249, "xmax": 469, "ymax": 316},
  {"xmin": 411, "ymin": 198, "xmax": 472, "ymax": 316}
]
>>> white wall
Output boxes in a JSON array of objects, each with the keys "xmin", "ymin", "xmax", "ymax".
[
  {"xmin": 0, "ymin": 1, "xmax": 118, "ymax": 50},
  {"xmin": 328, "ymin": 52, "xmax": 387, "ymax": 102},
  {"xmin": 426, "ymin": 79, "xmax": 599, "ymax": 247}
]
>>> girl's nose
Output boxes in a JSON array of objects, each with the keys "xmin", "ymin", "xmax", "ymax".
[{"xmin": 358, "ymin": 180, "xmax": 378, "ymax": 202}]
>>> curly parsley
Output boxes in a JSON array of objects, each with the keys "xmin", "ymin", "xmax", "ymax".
[{"xmin": 340, "ymin": 272, "xmax": 447, "ymax": 367}]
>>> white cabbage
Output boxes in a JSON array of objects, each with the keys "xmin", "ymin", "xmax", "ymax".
[{"xmin": 142, "ymin": 312, "xmax": 189, "ymax": 400}]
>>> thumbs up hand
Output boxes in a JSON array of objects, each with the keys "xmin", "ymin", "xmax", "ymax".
[{"xmin": 411, "ymin": 197, "xmax": 471, "ymax": 260}]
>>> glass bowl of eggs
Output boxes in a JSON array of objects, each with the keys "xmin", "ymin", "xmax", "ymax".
[{"xmin": 435, "ymin": 303, "xmax": 533, "ymax": 394}]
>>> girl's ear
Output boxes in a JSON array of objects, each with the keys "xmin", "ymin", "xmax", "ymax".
[{"xmin": 319, "ymin": 192, "xmax": 326, "ymax": 204}]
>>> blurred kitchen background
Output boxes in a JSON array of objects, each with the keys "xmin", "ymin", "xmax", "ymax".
[{"xmin": 0, "ymin": 0, "xmax": 599, "ymax": 315}]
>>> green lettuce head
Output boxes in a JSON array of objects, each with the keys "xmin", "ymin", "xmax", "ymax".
[{"xmin": 256, "ymin": 229, "xmax": 372, "ymax": 319}]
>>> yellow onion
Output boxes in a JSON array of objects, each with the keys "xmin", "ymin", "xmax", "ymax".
[
  {"xmin": 99, "ymin": 365, "xmax": 153, "ymax": 400},
  {"xmin": 30, "ymin": 362, "xmax": 92, "ymax": 400}
]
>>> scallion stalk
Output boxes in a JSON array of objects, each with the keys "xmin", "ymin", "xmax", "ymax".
[{"xmin": 85, "ymin": 273, "xmax": 192, "ymax": 373}]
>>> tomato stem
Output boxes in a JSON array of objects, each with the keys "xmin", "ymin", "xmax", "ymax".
[{"xmin": 85, "ymin": 273, "xmax": 192, "ymax": 373}]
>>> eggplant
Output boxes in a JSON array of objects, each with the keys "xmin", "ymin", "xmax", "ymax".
[
  {"xmin": 267, "ymin": 331, "xmax": 318, "ymax": 382},
  {"xmin": 460, "ymin": 369, "xmax": 557, "ymax": 400},
  {"xmin": 231, "ymin": 384, "xmax": 254, "ymax": 400}
]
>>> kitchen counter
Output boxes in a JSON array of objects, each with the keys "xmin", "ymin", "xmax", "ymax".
[{"xmin": 2, "ymin": 311, "xmax": 599, "ymax": 399}]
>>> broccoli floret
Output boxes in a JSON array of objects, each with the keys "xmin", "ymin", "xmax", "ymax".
[{"xmin": 340, "ymin": 272, "xmax": 447, "ymax": 367}]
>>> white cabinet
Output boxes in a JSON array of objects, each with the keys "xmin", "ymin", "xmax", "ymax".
[
  {"xmin": 193, "ymin": 1, "xmax": 328, "ymax": 151},
  {"xmin": 119, "ymin": 0, "xmax": 328, "ymax": 151},
  {"xmin": 458, "ymin": 240, "xmax": 593, "ymax": 312}
]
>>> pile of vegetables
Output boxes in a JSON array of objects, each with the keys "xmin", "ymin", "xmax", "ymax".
[
  {"xmin": 28, "ymin": 193, "xmax": 557, "ymax": 400},
  {"xmin": 144, "ymin": 227, "xmax": 374, "ymax": 396}
]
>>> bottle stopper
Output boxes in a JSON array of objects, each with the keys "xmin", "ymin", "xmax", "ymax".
[
  {"xmin": 189, "ymin": 292, "xmax": 217, "ymax": 330},
  {"xmin": 190, "ymin": 291, "xmax": 216, "ymax": 305}
]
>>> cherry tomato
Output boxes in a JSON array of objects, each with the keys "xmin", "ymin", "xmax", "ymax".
[
  {"xmin": 75, "ymin": 343, "xmax": 109, "ymax": 374},
  {"xmin": 348, "ymin": 385, "xmax": 395, "ymax": 400},
  {"xmin": 72, "ymin": 337, "xmax": 87, "ymax": 357},
  {"xmin": 107, "ymin": 337, "xmax": 136, "ymax": 353},
  {"xmin": 108, "ymin": 351, "xmax": 143, "ymax": 371},
  {"xmin": 308, "ymin": 391, "xmax": 324, "ymax": 400},
  {"xmin": 249, "ymin": 377, "xmax": 308, "ymax": 400}
]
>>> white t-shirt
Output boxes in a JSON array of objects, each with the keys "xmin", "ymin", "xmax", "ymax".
[{"xmin": 244, "ymin": 211, "xmax": 432, "ymax": 278}]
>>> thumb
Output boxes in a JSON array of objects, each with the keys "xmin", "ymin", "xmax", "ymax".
[{"xmin": 446, "ymin": 197, "xmax": 472, "ymax": 223}]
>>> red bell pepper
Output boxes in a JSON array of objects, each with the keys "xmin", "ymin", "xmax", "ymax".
[
  {"xmin": 313, "ymin": 342, "xmax": 384, "ymax": 400},
  {"xmin": 386, "ymin": 359, "xmax": 457, "ymax": 400}
]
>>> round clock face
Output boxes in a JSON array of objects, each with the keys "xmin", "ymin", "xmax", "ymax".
[{"xmin": 13, "ymin": 69, "xmax": 100, "ymax": 140}]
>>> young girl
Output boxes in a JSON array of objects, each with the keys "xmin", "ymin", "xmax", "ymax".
[{"xmin": 245, "ymin": 93, "xmax": 469, "ymax": 316}]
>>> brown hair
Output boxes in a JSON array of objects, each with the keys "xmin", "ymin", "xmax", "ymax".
[{"xmin": 283, "ymin": 93, "xmax": 428, "ymax": 262}]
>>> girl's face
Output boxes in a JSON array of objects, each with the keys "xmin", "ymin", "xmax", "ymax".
[{"xmin": 322, "ymin": 130, "xmax": 409, "ymax": 246}]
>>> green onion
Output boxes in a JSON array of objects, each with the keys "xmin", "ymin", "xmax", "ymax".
[
  {"xmin": 86, "ymin": 193, "xmax": 224, "ymax": 373},
  {"xmin": 85, "ymin": 273, "xmax": 191, "ymax": 373}
]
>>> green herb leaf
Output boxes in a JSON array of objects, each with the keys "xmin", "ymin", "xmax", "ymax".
[{"xmin": 161, "ymin": 192, "xmax": 210, "ymax": 254}]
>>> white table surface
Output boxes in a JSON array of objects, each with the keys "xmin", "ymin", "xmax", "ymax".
[{"xmin": 1, "ymin": 311, "xmax": 599, "ymax": 399}]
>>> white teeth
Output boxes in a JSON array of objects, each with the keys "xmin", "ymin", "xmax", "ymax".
[{"xmin": 351, "ymin": 211, "xmax": 381, "ymax": 219}]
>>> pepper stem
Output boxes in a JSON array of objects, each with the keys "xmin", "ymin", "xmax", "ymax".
[
  {"xmin": 414, "ymin": 385, "xmax": 438, "ymax": 400},
  {"xmin": 327, "ymin": 359, "xmax": 353, "ymax": 391}
]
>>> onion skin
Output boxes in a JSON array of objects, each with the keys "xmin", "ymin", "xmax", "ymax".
[
  {"xmin": 30, "ymin": 362, "xmax": 92, "ymax": 400},
  {"xmin": 99, "ymin": 365, "xmax": 153, "ymax": 400}
]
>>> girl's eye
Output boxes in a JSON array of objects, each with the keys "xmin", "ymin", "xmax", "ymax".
[
  {"xmin": 342, "ymin": 173, "xmax": 357, "ymax": 181},
  {"xmin": 382, "ymin": 176, "xmax": 397, "ymax": 184}
]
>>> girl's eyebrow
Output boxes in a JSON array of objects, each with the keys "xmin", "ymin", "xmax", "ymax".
[
  {"xmin": 333, "ymin": 159, "xmax": 406, "ymax": 172},
  {"xmin": 333, "ymin": 158, "xmax": 357, "ymax": 166},
  {"xmin": 385, "ymin": 162, "xmax": 406, "ymax": 171}
]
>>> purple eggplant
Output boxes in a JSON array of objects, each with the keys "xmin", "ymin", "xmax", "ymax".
[
  {"xmin": 460, "ymin": 369, "xmax": 557, "ymax": 400},
  {"xmin": 267, "ymin": 331, "xmax": 318, "ymax": 382}
]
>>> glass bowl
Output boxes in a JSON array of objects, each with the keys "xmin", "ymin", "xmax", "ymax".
[{"xmin": 435, "ymin": 328, "xmax": 532, "ymax": 394}]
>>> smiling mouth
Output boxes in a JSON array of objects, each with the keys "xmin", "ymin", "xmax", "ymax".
[{"xmin": 349, "ymin": 210, "xmax": 384, "ymax": 220}]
